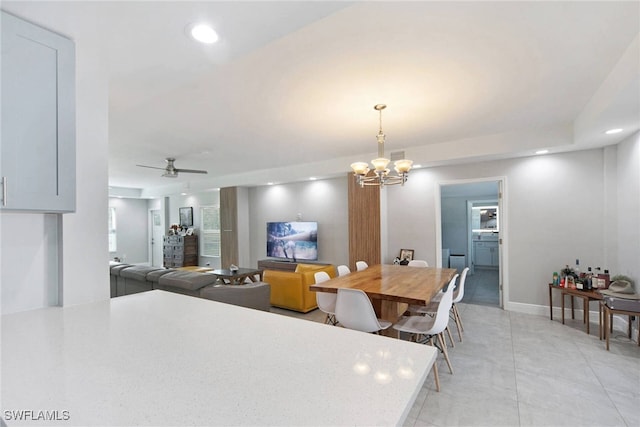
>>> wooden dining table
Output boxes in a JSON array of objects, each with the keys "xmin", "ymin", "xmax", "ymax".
[{"xmin": 310, "ymin": 264, "xmax": 457, "ymax": 337}]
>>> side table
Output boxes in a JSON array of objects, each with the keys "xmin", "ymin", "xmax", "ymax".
[
  {"xmin": 548, "ymin": 284, "xmax": 603, "ymax": 335},
  {"xmin": 601, "ymin": 301, "xmax": 640, "ymax": 350}
]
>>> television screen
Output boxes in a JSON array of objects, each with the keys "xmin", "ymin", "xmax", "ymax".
[{"xmin": 267, "ymin": 221, "xmax": 318, "ymax": 261}]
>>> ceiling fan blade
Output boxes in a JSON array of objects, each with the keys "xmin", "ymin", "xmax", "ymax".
[
  {"xmin": 136, "ymin": 164, "xmax": 167, "ymax": 170},
  {"xmin": 174, "ymin": 168, "xmax": 208, "ymax": 174},
  {"xmin": 137, "ymin": 158, "xmax": 207, "ymax": 178}
]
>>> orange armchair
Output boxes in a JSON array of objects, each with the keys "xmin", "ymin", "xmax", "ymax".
[{"xmin": 263, "ymin": 263, "xmax": 336, "ymax": 312}]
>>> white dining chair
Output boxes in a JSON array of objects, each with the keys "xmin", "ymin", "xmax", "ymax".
[
  {"xmin": 335, "ymin": 288, "xmax": 391, "ymax": 334},
  {"xmin": 337, "ymin": 264, "xmax": 351, "ymax": 276},
  {"xmin": 355, "ymin": 261, "xmax": 368, "ymax": 271},
  {"xmin": 450, "ymin": 267, "xmax": 469, "ymax": 341},
  {"xmin": 407, "ymin": 259, "xmax": 429, "ymax": 267},
  {"xmin": 392, "ymin": 273, "xmax": 458, "ymax": 392},
  {"xmin": 314, "ymin": 271, "xmax": 337, "ymax": 325},
  {"xmin": 407, "ymin": 268, "xmax": 464, "ymax": 347},
  {"xmin": 411, "ymin": 267, "xmax": 468, "ymax": 343}
]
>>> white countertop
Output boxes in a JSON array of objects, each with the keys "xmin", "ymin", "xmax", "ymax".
[{"xmin": 2, "ymin": 290, "xmax": 436, "ymax": 426}]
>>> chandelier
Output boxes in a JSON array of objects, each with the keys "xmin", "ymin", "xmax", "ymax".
[{"xmin": 350, "ymin": 104, "xmax": 413, "ymax": 188}]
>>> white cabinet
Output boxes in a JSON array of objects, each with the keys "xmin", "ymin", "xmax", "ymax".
[
  {"xmin": 1, "ymin": 11, "xmax": 75, "ymax": 212},
  {"xmin": 474, "ymin": 241, "xmax": 499, "ymax": 267}
]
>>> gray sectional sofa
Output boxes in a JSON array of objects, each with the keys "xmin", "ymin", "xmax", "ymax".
[{"xmin": 109, "ymin": 264, "xmax": 271, "ymax": 312}]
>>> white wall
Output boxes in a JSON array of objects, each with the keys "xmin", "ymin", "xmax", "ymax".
[
  {"xmin": 1, "ymin": 3, "xmax": 109, "ymax": 313},
  {"xmin": 387, "ymin": 148, "xmax": 617, "ymax": 311},
  {"xmin": 108, "ymin": 197, "xmax": 149, "ymax": 264},
  {"xmin": 1, "ymin": 214, "xmax": 60, "ymax": 313},
  {"xmin": 248, "ymin": 177, "xmax": 349, "ymax": 267},
  {"xmin": 614, "ymin": 132, "xmax": 640, "ymax": 281},
  {"xmin": 385, "ymin": 169, "xmax": 441, "ymax": 267}
]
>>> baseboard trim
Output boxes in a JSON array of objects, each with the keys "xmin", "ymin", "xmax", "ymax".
[{"xmin": 505, "ymin": 301, "xmax": 638, "ymax": 343}]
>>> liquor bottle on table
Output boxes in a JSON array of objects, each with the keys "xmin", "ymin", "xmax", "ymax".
[
  {"xmin": 599, "ymin": 269, "xmax": 610, "ymax": 289},
  {"xmin": 593, "ymin": 267, "xmax": 602, "ymax": 289},
  {"xmin": 585, "ymin": 267, "xmax": 593, "ymax": 290}
]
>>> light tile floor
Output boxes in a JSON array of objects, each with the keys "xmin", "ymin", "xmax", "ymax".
[
  {"xmin": 271, "ymin": 302, "xmax": 640, "ymax": 426},
  {"xmin": 463, "ymin": 267, "xmax": 500, "ymax": 307}
]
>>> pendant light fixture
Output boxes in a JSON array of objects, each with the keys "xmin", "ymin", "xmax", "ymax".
[{"xmin": 350, "ymin": 104, "xmax": 413, "ymax": 188}]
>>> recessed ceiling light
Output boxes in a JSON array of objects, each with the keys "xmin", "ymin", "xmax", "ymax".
[
  {"xmin": 536, "ymin": 150, "xmax": 549, "ymax": 155},
  {"xmin": 188, "ymin": 23, "xmax": 219, "ymax": 44},
  {"xmin": 605, "ymin": 128, "xmax": 623, "ymax": 135},
  {"xmin": 413, "ymin": 164, "xmax": 422, "ymax": 169},
  {"xmin": 267, "ymin": 182, "xmax": 274, "ymax": 186},
  {"xmin": 309, "ymin": 177, "xmax": 317, "ymax": 181}
]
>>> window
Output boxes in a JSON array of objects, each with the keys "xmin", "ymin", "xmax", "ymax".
[
  {"xmin": 108, "ymin": 207, "xmax": 117, "ymax": 252},
  {"xmin": 201, "ymin": 206, "xmax": 220, "ymax": 257}
]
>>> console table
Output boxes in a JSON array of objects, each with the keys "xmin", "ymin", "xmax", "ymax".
[
  {"xmin": 257, "ymin": 259, "xmax": 332, "ymax": 272},
  {"xmin": 548, "ymin": 284, "xmax": 603, "ymax": 335}
]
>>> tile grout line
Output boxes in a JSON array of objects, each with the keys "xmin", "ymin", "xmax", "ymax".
[
  {"xmin": 508, "ymin": 310, "xmax": 523, "ymax": 427},
  {"xmin": 575, "ymin": 323, "xmax": 631, "ymax": 426}
]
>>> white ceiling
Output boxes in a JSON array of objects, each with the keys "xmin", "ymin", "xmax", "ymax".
[{"xmin": 3, "ymin": 1, "xmax": 639, "ymax": 196}]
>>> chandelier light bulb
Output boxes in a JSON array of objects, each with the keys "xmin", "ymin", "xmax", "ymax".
[
  {"xmin": 350, "ymin": 162, "xmax": 370, "ymax": 175},
  {"xmin": 371, "ymin": 157, "xmax": 390, "ymax": 172},
  {"xmin": 394, "ymin": 159, "xmax": 413, "ymax": 174}
]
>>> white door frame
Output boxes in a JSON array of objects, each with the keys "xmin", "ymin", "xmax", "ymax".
[{"xmin": 434, "ymin": 176, "xmax": 508, "ymax": 309}]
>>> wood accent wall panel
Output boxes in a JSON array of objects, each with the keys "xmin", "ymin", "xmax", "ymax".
[
  {"xmin": 220, "ymin": 187, "xmax": 238, "ymax": 268},
  {"xmin": 348, "ymin": 173, "xmax": 381, "ymax": 271}
]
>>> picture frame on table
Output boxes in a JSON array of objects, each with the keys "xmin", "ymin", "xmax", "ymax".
[
  {"xmin": 186, "ymin": 228, "xmax": 194, "ymax": 236},
  {"xmin": 399, "ymin": 249, "xmax": 414, "ymax": 261},
  {"xmin": 179, "ymin": 207, "xmax": 193, "ymax": 227}
]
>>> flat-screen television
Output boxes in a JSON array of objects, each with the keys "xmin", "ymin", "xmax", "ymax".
[{"xmin": 266, "ymin": 221, "xmax": 318, "ymax": 261}]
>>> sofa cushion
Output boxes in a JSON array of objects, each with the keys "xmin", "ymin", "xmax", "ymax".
[
  {"xmin": 158, "ymin": 271, "xmax": 218, "ymax": 291},
  {"xmin": 120, "ymin": 265, "xmax": 164, "ymax": 282},
  {"xmin": 110, "ymin": 264, "xmax": 131, "ymax": 276},
  {"xmin": 200, "ymin": 282, "xmax": 271, "ymax": 312},
  {"xmin": 147, "ymin": 269, "xmax": 174, "ymax": 283},
  {"xmin": 294, "ymin": 264, "xmax": 337, "ymax": 284},
  {"xmin": 295, "ymin": 263, "xmax": 328, "ymax": 274}
]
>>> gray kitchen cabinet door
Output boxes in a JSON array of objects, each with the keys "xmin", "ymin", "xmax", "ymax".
[{"xmin": 1, "ymin": 11, "xmax": 75, "ymax": 212}]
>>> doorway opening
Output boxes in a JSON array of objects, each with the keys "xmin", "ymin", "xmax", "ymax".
[
  {"xmin": 438, "ymin": 179, "xmax": 505, "ymax": 308},
  {"xmin": 149, "ymin": 209, "xmax": 164, "ymax": 267}
]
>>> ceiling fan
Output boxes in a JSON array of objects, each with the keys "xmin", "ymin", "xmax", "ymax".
[{"xmin": 136, "ymin": 157, "xmax": 208, "ymax": 178}]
